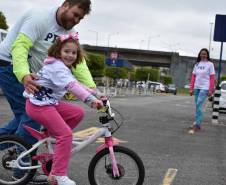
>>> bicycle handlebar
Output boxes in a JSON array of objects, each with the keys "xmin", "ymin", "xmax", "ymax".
[
  {"xmin": 98, "ymin": 99, "xmax": 114, "ymax": 117},
  {"xmin": 98, "ymin": 99, "xmax": 124, "ymax": 134}
]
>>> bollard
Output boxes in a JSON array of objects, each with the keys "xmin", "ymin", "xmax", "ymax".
[
  {"xmin": 138, "ymin": 86, "xmax": 142, "ymax": 95},
  {"xmin": 212, "ymin": 85, "xmax": 221, "ymax": 124}
]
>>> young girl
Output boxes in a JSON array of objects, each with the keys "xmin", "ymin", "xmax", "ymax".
[
  {"xmin": 24, "ymin": 33, "xmax": 103, "ymax": 185},
  {"xmin": 188, "ymin": 48, "xmax": 215, "ymax": 134}
]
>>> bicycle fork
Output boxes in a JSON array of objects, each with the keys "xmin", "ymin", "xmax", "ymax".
[{"xmin": 105, "ymin": 136, "xmax": 120, "ymax": 177}]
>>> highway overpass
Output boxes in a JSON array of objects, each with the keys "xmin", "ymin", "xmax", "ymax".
[{"xmin": 82, "ymin": 44, "xmax": 226, "ymax": 87}]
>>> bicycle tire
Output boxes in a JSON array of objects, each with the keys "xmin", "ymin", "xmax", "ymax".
[
  {"xmin": 0, "ymin": 135, "xmax": 37, "ymax": 185},
  {"xmin": 88, "ymin": 145, "xmax": 145, "ymax": 185}
]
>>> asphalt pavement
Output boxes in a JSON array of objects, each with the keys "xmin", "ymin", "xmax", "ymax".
[{"xmin": 1, "ymin": 94, "xmax": 226, "ymax": 185}]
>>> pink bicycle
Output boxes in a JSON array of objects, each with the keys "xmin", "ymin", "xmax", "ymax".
[{"xmin": 0, "ymin": 99, "xmax": 145, "ymax": 185}]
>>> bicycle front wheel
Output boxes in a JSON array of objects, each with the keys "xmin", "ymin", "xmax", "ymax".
[
  {"xmin": 0, "ymin": 135, "xmax": 37, "ymax": 185},
  {"xmin": 88, "ymin": 146, "xmax": 145, "ymax": 185}
]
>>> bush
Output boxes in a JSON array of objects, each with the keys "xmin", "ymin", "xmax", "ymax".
[
  {"xmin": 0, "ymin": 12, "xmax": 9, "ymax": 30},
  {"xmin": 129, "ymin": 71, "xmax": 136, "ymax": 81},
  {"xmin": 135, "ymin": 68, "xmax": 160, "ymax": 81},
  {"xmin": 220, "ymin": 75, "xmax": 226, "ymax": 82},
  {"xmin": 86, "ymin": 52, "xmax": 105, "ymax": 77},
  {"xmin": 160, "ymin": 75, "xmax": 173, "ymax": 85},
  {"xmin": 105, "ymin": 67, "xmax": 128, "ymax": 79}
]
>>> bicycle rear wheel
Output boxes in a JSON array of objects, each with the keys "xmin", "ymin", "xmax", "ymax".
[
  {"xmin": 0, "ymin": 135, "xmax": 37, "ymax": 185},
  {"xmin": 88, "ymin": 146, "xmax": 145, "ymax": 185}
]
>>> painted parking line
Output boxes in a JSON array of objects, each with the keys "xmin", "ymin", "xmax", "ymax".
[
  {"xmin": 160, "ymin": 168, "xmax": 178, "ymax": 185},
  {"xmin": 73, "ymin": 127, "xmax": 127, "ymax": 143},
  {"xmin": 74, "ymin": 127, "xmax": 100, "ymax": 138}
]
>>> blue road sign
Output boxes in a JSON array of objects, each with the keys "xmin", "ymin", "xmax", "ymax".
[{"xmin": 214, "ymin": 14, "xmax": 226, "ymax": 42}]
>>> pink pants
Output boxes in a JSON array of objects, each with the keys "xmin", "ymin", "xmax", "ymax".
[{"xmin": 26, "ymin": 100, "xmax": 85, "ymax": 176}]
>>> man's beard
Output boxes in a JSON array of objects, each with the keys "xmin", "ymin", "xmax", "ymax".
[{"xmin": 60, "ymin": 13, "xmax": 76, "ymax": 30}]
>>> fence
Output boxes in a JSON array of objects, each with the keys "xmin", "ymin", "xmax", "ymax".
[{"xmin": 98, "ymin": 86, "xmax": 155, "ymax": 97}]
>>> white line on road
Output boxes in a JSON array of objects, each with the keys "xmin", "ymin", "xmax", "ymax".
[{"xmin": 175, "ymin": 104, "xmax": 188, "ymax": 108}]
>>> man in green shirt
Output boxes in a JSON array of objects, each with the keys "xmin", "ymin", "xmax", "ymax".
[{"xmin": 0, "ymin": 0, "xmax": 95, "ymax": 183}]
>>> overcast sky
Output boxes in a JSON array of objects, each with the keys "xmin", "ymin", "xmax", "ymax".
[{"xmin": 1, "ymin": 0, "xmax": 226, "ymax": 59}]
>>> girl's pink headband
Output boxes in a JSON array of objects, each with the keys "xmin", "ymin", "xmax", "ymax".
[{"xmin": 59, "ymin": 32, "xmax": 79, "ymax": 42}]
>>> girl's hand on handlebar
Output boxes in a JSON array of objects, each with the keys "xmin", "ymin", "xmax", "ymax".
[
  {"xmin": 100, "ymin": 96, "xmax": 108, "ymax": 101},
  {"xmin": 91, "ymin": 99, "xmax": 103, "ymax": 109}
]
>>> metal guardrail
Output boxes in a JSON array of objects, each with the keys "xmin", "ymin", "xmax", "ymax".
[{"xmin": 97, "ymin": 86, "xmax": 155, "ymax": 97}]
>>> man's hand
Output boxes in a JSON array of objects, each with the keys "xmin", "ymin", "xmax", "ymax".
[
  {"xmin": 189, "ymin": 90, "xmax": 193, "ymax": 96},
  {"xmin": 22, "ymin": 73, "xmax": 39, "ymax": 94}
]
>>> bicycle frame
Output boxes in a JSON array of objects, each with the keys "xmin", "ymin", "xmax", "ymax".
[{"xmin": 6, "ymin": 100, "xmax": 121, "ymax": 177}]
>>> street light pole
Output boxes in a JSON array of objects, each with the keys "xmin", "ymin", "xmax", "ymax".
[
  {"xmin": 107, "ymin": 32, "xmax": 118, "ymax": 47},
  {"xmin": 217, "ymin": 42, "xmax": 224, "ymax": 85},
  {"xmin": 147, "ymin": 34, "xmax": 160, "ymax": 50},
  {"xmin": 88, "ymin": 29, "xmax": 98, "ymax": 46},
  {"xmin": 209, "ymin": 22, "xmax": 214, "ymax": 56},
  {"xmin": 139, "ymin": 40, "xmax": 145, "ymax": 49}
]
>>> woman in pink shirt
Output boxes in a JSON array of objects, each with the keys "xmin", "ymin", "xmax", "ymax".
[{"xmin": 188, "ymin": 48, "xmax": 215, "ymax": 134}]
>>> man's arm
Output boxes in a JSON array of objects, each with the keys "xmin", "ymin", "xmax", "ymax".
[
  {"xmin": 11, "ymin": 33, "xmax": 39, "ymax": 93},
  {"xmin": 71, "ymin": 58, "xmax": 96, "ymax": 88},
  {"xmin": 11, "ymin": 33, "xmax": 33, "ymax": 82}
]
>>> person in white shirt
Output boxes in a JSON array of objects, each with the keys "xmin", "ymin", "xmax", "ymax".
[
  {"xmin": 0, "ymin": 0, "xmax": 95, "ymax": 183},
  {"xmin": 25, "ymin": 33, "xmax": 103, "ymax": 185},
  {"xmin": 188, "ymin": 48, "xmax": 215, "ymax": 134}
]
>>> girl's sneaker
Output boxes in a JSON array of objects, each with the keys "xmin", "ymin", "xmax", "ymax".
[
  {"xmin": 187, "ymin": 122, "xmax": 196, "ymax": 129},
  {"xmin": 48, "ymin": 175, "xmax": 76, "ymax": 185}
]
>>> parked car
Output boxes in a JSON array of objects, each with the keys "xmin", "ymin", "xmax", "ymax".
[
  {"xmin": 219, "ymin": 81, "xmax": 226, "ymax": 110},
  {"xmin": 136, "ymin": 81, "xmax": 146, "ymax": 88},
  {"xmin": 146, "ymin": 81, "xmax": 165, "ymax": 92},
  {"xmin": 165, "ymin": 84, "xmax": 177, "ymax": 95},
  {"xmin": 211, "ymin": 81, "xmax": 226, "ymax": 111}
]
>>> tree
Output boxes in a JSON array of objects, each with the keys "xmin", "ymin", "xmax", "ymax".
[
  {"xmin": 105, "ymin": 67, "xmax": 127, "ymax": 80},
  {"xmin": 86, "ymin": 52, "xmax": 105, "ymax": 77},
  {"xmin": 0, "ymin": 11, "xmax": 8, "ymax": 30},
  {"xmin": 135, "ymin": 68, "xmax": 160, "ymax": 82},
  {"xmin": 220, "ymin": 75, "xmax": 226, "ymax": 82},
  {"xmin": 160, "ymin": 75, "xmax": 173, "ymax": 85},
  {"xmin": 129, "ymin": 71, "xmax": 136, "ymax": 81}
]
